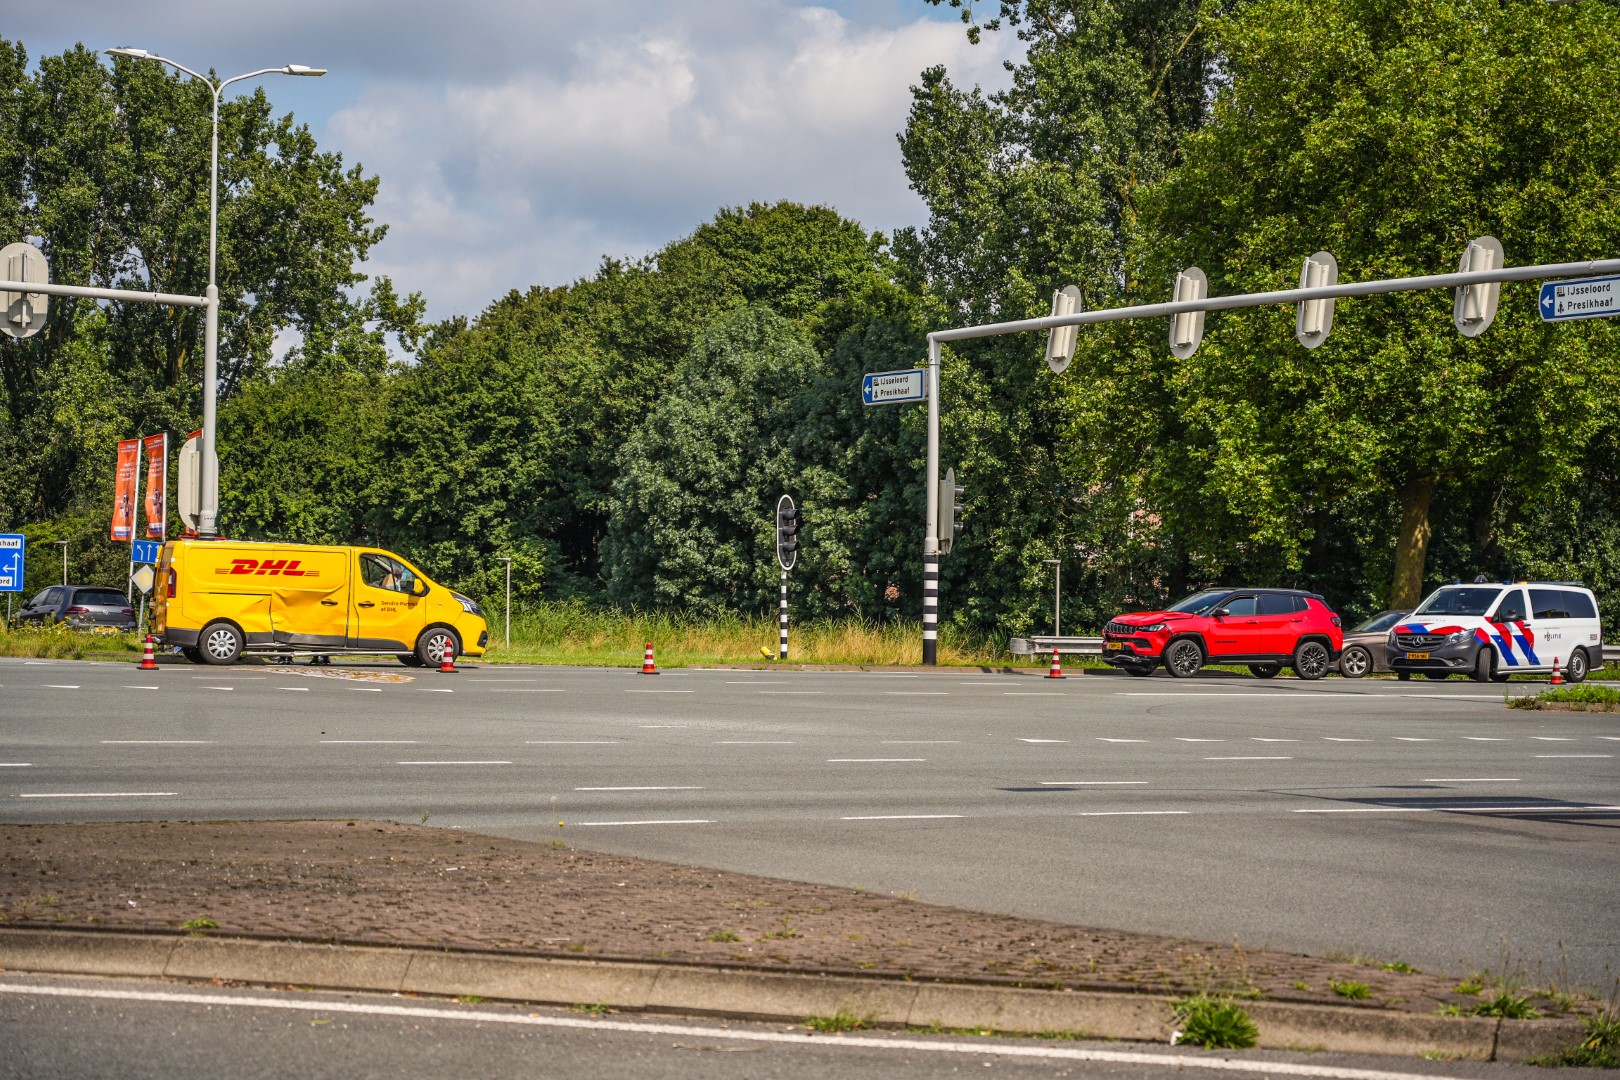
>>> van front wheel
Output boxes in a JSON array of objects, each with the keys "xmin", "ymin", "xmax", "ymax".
[
  {"xmin": 415, "ymin": 626, "xmax": 460, "ymax": 668},
  {"xmin": 199, "ymin": 622, "xmax": 244, "ymax": 666}
]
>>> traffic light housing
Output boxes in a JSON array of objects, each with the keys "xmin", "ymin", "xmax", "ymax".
[
  {"xmin": 938, "ymin": 468, "xmax": 965, "ymax": 555},
  {"xmin": 775, "ymin": 495, "xmax": 799, "ymax": 571}
]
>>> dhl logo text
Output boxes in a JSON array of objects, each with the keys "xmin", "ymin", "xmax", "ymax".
[{"xmin": 214, "ymin": 558, "xmax": 319, "ymax": 578}]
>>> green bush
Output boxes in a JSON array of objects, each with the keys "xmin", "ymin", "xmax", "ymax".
[{"xmin": 1174, "ymin": 996, "xmax": 1260, "ymax": 1049}]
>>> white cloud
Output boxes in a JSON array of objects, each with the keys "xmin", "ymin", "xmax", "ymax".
[{"xmin": 11, "ymin": 1, "xmax": 1022, "ymax": 322}]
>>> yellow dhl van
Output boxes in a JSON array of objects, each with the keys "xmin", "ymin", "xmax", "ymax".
[{"xmin": 152, "ymin": 539, "xmax": 488, "ymax": 666}]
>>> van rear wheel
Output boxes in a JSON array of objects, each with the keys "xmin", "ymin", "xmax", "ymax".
[
  {"xmin": 397, "ymin": 653, "xmax": 426, "ymax": 668},
  {"xmin": 199, "ymin": 621, "xmax": 244, "ymax": 666},
  {"xmin": 415, "ymin": 626, "xmax": 459, "ymax": 668},
  {"xmin": 1564, "ymin": 649, "xmax": 1588, "ymax": 685}
]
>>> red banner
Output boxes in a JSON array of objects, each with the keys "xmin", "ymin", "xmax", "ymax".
[
  {"xmin": 111, "ymin": 438, "xmax": 139, "ymax": 541},
  {"xmin": 143, "ymin": 432, "xmax": 168, "ymax": 539}
]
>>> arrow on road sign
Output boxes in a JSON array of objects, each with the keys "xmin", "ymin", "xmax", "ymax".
[
  {"xmin": 861, "ymin": 369, "xmax": 927, "ymax": 406},
  {"xmin": 1540, "ymin": 276, "xmax": 1620, "ymax": 322}
]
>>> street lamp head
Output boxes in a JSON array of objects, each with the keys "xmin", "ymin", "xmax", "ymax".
[
  {"xmin": 284, "ymin": 65, "xmax": 327, "ymax": 76},
  {"xmin": 105, "ymin": 47, "xmax": 153, "ymax": 59}
]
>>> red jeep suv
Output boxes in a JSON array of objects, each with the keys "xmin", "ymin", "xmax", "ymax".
[{"xmin": 1102, "ymin": 588, "xmax": 1343, "ymax": 679}]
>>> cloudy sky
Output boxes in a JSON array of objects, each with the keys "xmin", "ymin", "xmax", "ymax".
[{"xmin": 14, "ymin": 2, "xmax": 1021, "ymax": 324}]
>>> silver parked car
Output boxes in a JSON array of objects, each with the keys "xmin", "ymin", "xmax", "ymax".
[{"xmin": 1335, "ymin": 610, "xmax": 1407, "ymax": 678}]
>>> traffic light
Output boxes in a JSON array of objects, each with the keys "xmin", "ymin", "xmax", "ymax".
[
  {"xmin": 775, "ymin": 494, "xmax": 799, "ymax": 571},
  {"xmin": 938, "ymin": 468, "xmax": 965, "ymax": 555}
]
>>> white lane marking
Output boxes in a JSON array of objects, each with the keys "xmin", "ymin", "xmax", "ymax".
[
  {"xmin": 489, "ymin": 689, "xmax": 566, "ymax": 693},
  {"xmin": 1403, "ymin": 694, "xmax": 1505, "ymax": 701},
  {"xmin": 527, "ymin": 740, "xmax": 621, "ymax": 745},
  {"xmin": 1097, "ymin": 738, "xmax": 1148, "ymax": 743},
  {"xmin": 1392, "ymin": 738, "xmax": 1434, "ymax": 742},
  {"xmin": 43, "ymin": 685, "xmax": 80, "ymax": 689},
  {"xmin": 1018, "ymin": 739, "xmax": 1068, "ymax": 743},
  {"xmin": 1118, "ymin": 692, "xmax": 1323, "ymax": 698},
  {"xmin": 957, "ymin": 680, "xmax": 1023, "ymax": 685},
  {"xmin": 396, "ymin": 760, "xmax": 512, "ymax": 765},
  {"xmin": 885, "ymin": 691, "xmax": 948, "ymax": 696},
  {"xmin": 1462, "ymin": 737, "xmax": 1507, "ymax": 741},
  {"xmin": 1423, "ymin": 778, "xmax": 1521, "ymax": 783},
  {"xmin": 1176, "ymin": 738, "xmax": 1224, "ymax": 742},
  {"xmin": 122, "ymin": 685, "xmax": 160, "ymax": 690},
  {"xmin": 715, "ymin": 740, "xmax": 795, "ymax": 744},
  {"xmin": 349, "ymin": 687, "xmax": 383, "ymax": 693},
  {"xmin": 759, "ymin": 691, "xmax": 823, "ymax": 695},
  {"xmin": 201, "ymin": 686, "xmax": 234, "ymax": 691},
  {"xmin": 1536, "ymin": 754, "xmax": 1612, "ymax": 759},
  {"xmin": 1003, "ymin": 692, "xmax": 1065, "ymax": 697},
  {"xmin": 278, "ymin": 687, "xmax": 311, "ymax": 692},
  {"xmin": 1531, "ymin": 737, "xmax": 1575, "ymax": 741},
  {"xmin": 1296, "ymin": 805, "xmax": 1620, "ymax": 814},
  {"xmin": 639, "ymin": 725, "xmax": 685, "ymax": 729},
  {"xmin": 418, "ymin": 688, "xmax": 453, "ymax": 693},
  {"xmin": 479, "ymin": 679, "xmax": 536, "ymax": 683},
  {"xmin": 828, "ymin": 758, "xmax": 925, "ymax": 763},
  {"xmin": 1206, "ymin": 756, "xmax": 1292, "ymax": 761},
  {"xmin": 1040, "ymin": 781, "xmax": 1148, "ymax": 786},
  {"xmin": 1322, "ymin": 738, "xmax": 1369, "ymax": 742},
  {"xmin": 1075, "ymin": 810, "xmax": 1190, "ymax": 817},
  {"xmin": 842, "ymin": 814, "xmax": 963, "ymax": 821},
  {"xmin": 323, "ymin": 740, "xmax": 418, "ymax": 744},
  {"xmin": 881, "ymin": 740, "xmax": 960, "ymax": 744},
  {"xmin": 18, "ymin": 792, "xmax": 177, "ymax": 798},
  {"xmin": 625, "ymin": 689, "xmax": 693, "ymax": 694},
  {"xmin": 575, "ymin": 819, "xmax": 713, "ymax": 826},
  {"xmin": 725, "ymin": 680, "xmax": 788, "ymax": 684},
  {"xmin": 22, "ymin": 661, "xmax": 56, "ymax": 665},
  {"xmin": 853, "ymin": 673, "xmax": 919, "ymax": 678},
  {"xmin": 0, "ymin": 763, "xmax": 32, "ymax": 767},
  {"xmin": 101, "ymin": 741, "xmax": 213, "ymax": 745},
  {"xmin": 0, "ymin": 983, "xmax": 1465, "ymax": 1080},
  {"xmin": 574, "ymin": 786, "xmax": 704, "ymax": 791},
  {"xmin": 1251, "ymin": 738, "xmax": 1300, "ymax": 742},
  {"xmin": 1601, "ymin": 737, "xmax": 1620, "ymax": 741}
]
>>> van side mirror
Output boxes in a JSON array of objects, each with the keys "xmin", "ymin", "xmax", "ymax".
[{"xmin": 410, "ymin": 580, "xmax": 428, "ymax": 597}]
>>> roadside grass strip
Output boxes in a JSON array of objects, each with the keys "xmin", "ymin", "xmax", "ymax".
[{"xmin": 0, "ymin": 982, "xmax": 1483, "ymax": 1079}]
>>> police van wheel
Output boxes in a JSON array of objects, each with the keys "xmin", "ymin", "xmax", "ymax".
[
  {"xmin": 199, "ymin": 622, "xmax": 244, "ymax": 666},
  {"xmin": 397, "ymin": 653, "xmax": 426, "ymax": 668},
  {"xmin": 1469, "ymin": 648, "xmax": 1493, "ymax": 683},
  {"xmin": 1565, "ymin": 649, "xmax": 1588, "ymax": 685},
  {"xmin": 415, "ymin": 626, "xmax": 459, "ymax": 668}
]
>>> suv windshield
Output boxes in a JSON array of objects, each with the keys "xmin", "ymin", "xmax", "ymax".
[
  {"xmin": 1166, "ymin": 590, "xmax": 1229, "ymax": 615},
  {"xmin": 1413, "ymin": 587, "xmax": 1500, "ymax": 617},
  {"xmin": 1353, "ymin": 611, "xmax": 1404, "ymax": 634}
]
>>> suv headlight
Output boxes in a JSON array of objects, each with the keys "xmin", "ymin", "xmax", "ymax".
[
  {"xmin": 1137, "ymin": 623, "xmax": 1166, "ymax": 633},
  {"xmin": 453, "ymin": 593, "xmax": 482, "ymax": 616}
]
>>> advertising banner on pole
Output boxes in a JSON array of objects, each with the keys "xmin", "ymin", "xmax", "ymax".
[
  {"xmin": 111, "ymin": 438, "xmax": 140, "ymax": 541},
  {"xmin": 143, "ymin": 432, "xmax": 168, "ymax": 539}
]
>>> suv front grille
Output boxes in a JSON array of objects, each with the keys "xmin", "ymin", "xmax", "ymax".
[
  {"xmin": 1105, "ymin": 621, "xmax": 1139, "ymax": 636},
  {"xmin": 1395, "ymin": 633, "xmax": 1447, "ymax": 649}
]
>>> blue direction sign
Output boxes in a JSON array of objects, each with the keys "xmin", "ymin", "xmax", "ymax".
[
  {"xmin": 0, "ymin": 534, "xmax": 24, "ymax": 593},
  {"xmin": 861, "ymin": 368, "xmax": 928, "ymax": 406},
  {"xmin": 1539, "ymin": 276, "xmax": 1620, "ymax": 322},
  {"xmin": 131, "ymin": 540, "xmax": 161, "ymax": 565}
]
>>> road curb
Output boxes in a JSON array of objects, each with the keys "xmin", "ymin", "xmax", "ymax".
[{"xmin": 0, "ymin": 929, "xmax": 1586, "ymax": 1062}]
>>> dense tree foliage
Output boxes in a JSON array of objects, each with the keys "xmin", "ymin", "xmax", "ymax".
[{"xmin": 7, "ymin": 11, "xmax": 1620, "ymax": 638}]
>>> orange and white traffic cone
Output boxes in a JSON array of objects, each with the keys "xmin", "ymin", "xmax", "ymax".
[
  {"xmin": 439, "ymin": 640, "xmax": 457, "ymax": 674},
  {"xmin": 1045, "ymin": 647, "xmax": 1065, "ymax": 679},
  {"xmin": 1549, "ymin": 656, "xmax": 1562, "ymax": 687},
  {"xmin": 640, "ymin": 641, "xmax": 659, "ymax": 675},
  {"xmin": 138, "ymin": 635, "xmax": 158, "ymax": 671}
]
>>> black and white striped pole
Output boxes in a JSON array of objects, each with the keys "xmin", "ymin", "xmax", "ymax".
[
  {"xmin": 922, "ymin": 338, "xmax": 942, "ymax": 665},
  {"xmin": 775, "ymin": 495, "xmax": 798, "ymax": 660}
]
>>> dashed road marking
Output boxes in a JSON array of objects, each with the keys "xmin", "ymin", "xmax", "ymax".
[
  {"xmin": 575, "ymin": 786, "xmax": 704, "ymax": 791},
  {"xmin": 1392, "ymin": 738, "xmax": 1435, "ymax": 742},
  {"xmin": 626, "ymin": 689, "xmax": 694, "ymax": 694},
  {"xmin": 715, "ymin": 740, "xmax": 795, "ymax": 744},
  {"xmin": 1176, "ymin": 738, "xmax": 1224, "ymax": 742},
  {"xmin": 489, "ymin": 689, "xmax": 566, "ymax": 693},
  {"xmin": 886, "ymin": 691, "xmax": 948, "ymax": 696},
  {"xmin": 1075, "ymin": 810, "xmax": 1190, "ymax": 817},
  {"xmin": 881, "ymin": 740, "xmax": 959, "ymax": 744},
  {"xmin": 828, "ymin": 758, "xmax": 925, "ymax": 763},
  {"xmin": 1206, "ymin": 756, "xmax": 1291, "ymax": 761},
  {"xmin": 101, "ymin": 740, "xmax": 213, "ymax": 745},
  {"xmin": 527, "ymin": 740, "xmax": 622, "ymax": 744},
  {"xmin": 842, "ymin": 814, "xmax": 963, "ymax": 821},
  {"xmin": 1462, "ymin": 737, "xmax": 1507, "ymax": 741},
  {"xmin": 1252, "ymin": 738, "xmax": 1300, "ymax": 742},
  {"xmin": 575, "ymin": 819, "xmax": 713, "ymax": 826},
  {"xmin": 759, "ymin": 691, "xmax": 823, "ymax": 695},
  {"xmin": 43, "ymin": 685, "xmax": 80, "ymax": 689},
  {"xmin": 0, "ymin": 763, "xmax": 32, "ymax": 767},
  {"xmin": 396, "ymin": 760, "xmax": 512, "ymax": 765},
  {"xmin": 1004, "ymin": 692, "xmax": 1066, "ymax": 697},
  {"xmin": 323, "ymin": 740, "xmax": 418, "ymax": 744},
  {"xmin": 1423, "ymin": 778, "xmax": 1520, "ymax": 782},
  {"xmin": 1040, "ymin": 781, "xmax": 1147, "ymax": 786},
  {"xmin": 1097, "ymin": 738, "xmax": 1148, "ymax": 743},
  {"xmin": 1323, "ymin": 738, "xmax": 1370, "ymax": 742},
  {"xmin": 1018, "ymin": 739, "xmax": 1068, "ymax": 743},
  {"xmin": 1532, "ymin": 737, "xmax": 1575, "ymax": 742},
  {"xmin": 278, "ymin": 687, "xmax": 311, "ymax": 692},
  {"xmin": 19, "ymin": 792, "xmax": 177, "ymax": 798},
  {"xmin": 1536, "ymin": 754, "xmax": 1611, "ymax": 759},
  {"xmin": 122, "ymin": 685, "xmax": 160, "ymax": 690}
]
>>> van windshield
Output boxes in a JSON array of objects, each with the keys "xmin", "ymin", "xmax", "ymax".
[
  {"xmin": 1166, "ymin": 590, "xmax": 1229, "ymax": 615},
  {"xmin": 1413, "ymin": 587, "xmax": 1500, "ymax": 617}
]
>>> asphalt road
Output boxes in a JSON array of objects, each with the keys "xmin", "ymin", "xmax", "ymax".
[
  {"xmin": 0, "ymin": 973, "xmax": 1579, "ymax": 1080},
  {"xmin": 3, "ymin": 657, "xmax": 1617, "ymax": 989}
]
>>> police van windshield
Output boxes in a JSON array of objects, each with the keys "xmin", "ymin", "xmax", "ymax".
[
  {"xmin": 1166, "ymin": 590, "xmax": 1228, "ymax": 615},
  {"xmin": 1413, "ymin": 586, "xmax": 1499, "ymax": 617}
]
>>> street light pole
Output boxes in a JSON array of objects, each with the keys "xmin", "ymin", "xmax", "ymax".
[
  {"xmin": 104, "ymin": 48, "xmax": 325, "ymax": 538},
  {"xmin": 53, "ymin": 540, "xmax": 68, "ymax": 587},
  {"xmin": 1042, "ymin": 558, "xmax": 1061, "ymax": 637},
  {"xmin": 496, "ymin": 557, "xmax": 513, "ymax": 650}
]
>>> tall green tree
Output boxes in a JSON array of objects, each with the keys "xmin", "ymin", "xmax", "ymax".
[{"xmin": 1141, "ymin": 0, "xmax": 1620, "ymax": 608}]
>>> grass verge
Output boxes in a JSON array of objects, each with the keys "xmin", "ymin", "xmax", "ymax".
[{"xmin": 1506, "ymin": 684, "xmax": 1620, "ymax": 711}]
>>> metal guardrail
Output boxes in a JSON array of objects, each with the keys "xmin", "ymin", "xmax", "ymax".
[{"xmin": 1014, "ymin": 636, "xmax": 1620, "ymax": 667}]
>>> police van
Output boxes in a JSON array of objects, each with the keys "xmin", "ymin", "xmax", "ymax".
[
  {"xmin": 1387, "ymin": 581, "xmax": 1604, "ymax": 683},
  {"xmin": 154, "ymin": 539, "xmax": 488, "ymax": 667}
]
